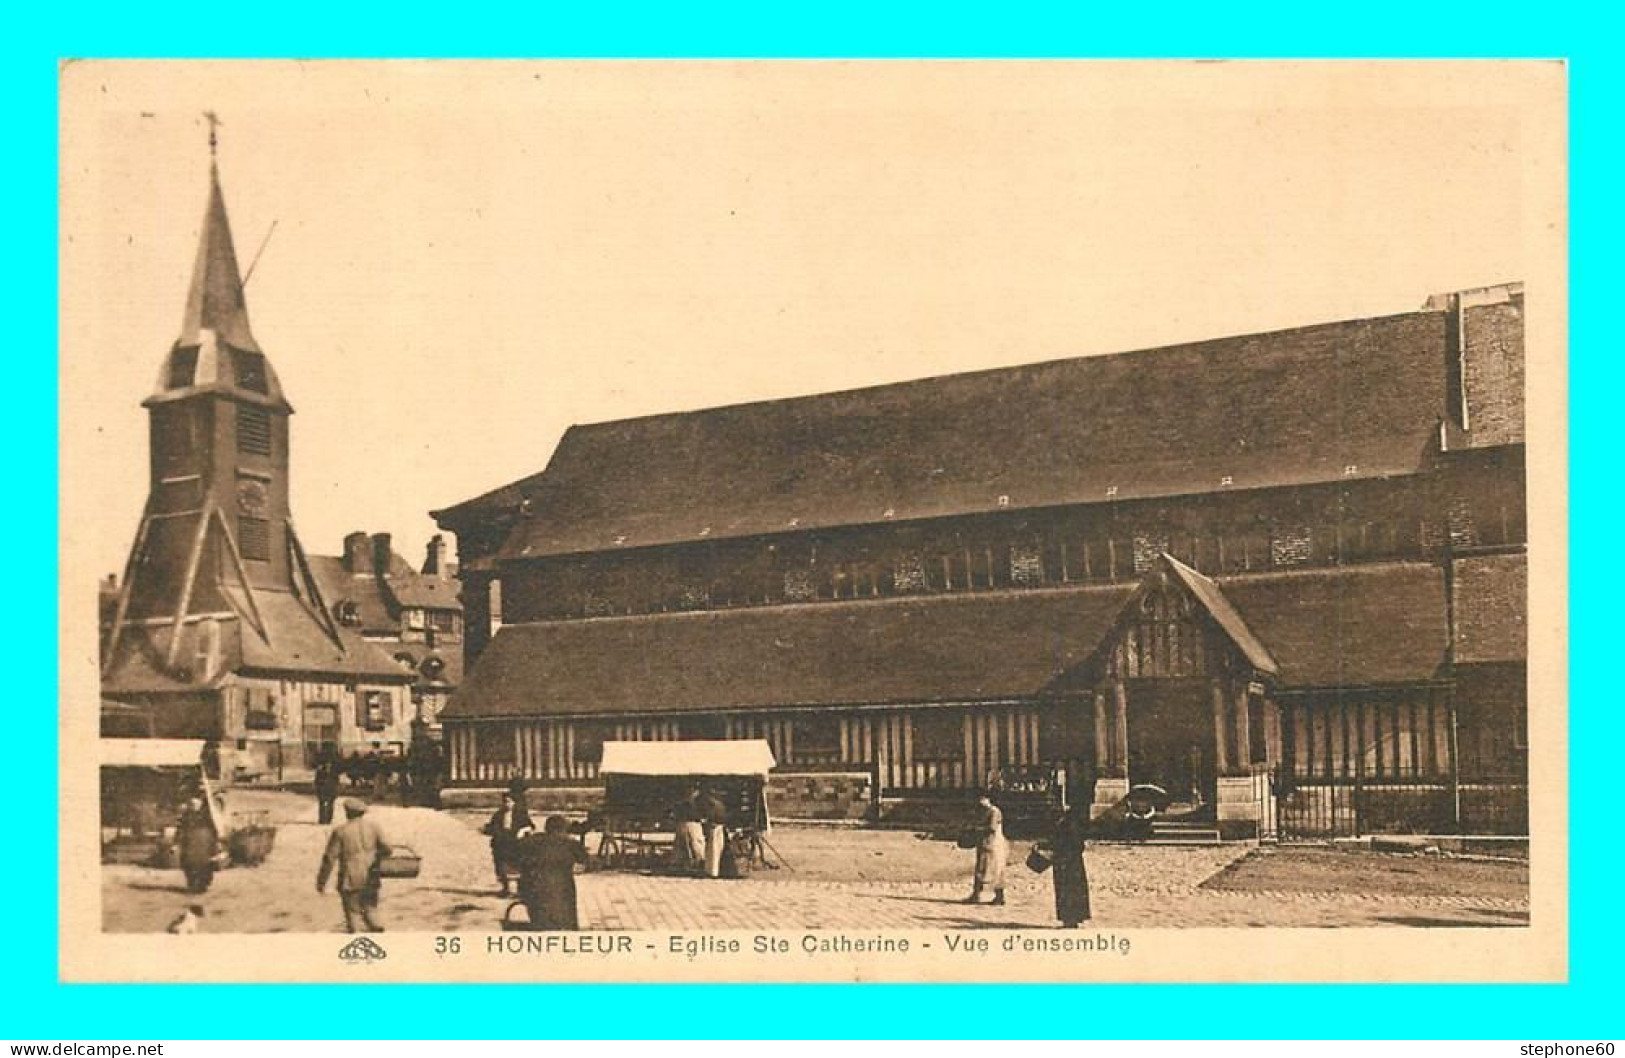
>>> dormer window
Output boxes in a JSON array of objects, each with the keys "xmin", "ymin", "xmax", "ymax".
[
  {"xmin": 335, "ymin": 600, "xmax": 362, "ymax": 627},
  {"xmin": 232, "ymin": 349, "xmax": 268, "ymax": 394}
]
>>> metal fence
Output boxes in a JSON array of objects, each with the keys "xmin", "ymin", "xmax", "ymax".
[{"xmin": 1256, "ymin": 770, "xmax": 1527, "ymax": 841}]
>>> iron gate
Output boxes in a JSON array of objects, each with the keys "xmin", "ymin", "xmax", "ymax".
[{"xmin": 1260, "ymin": 770, "xmax": 1525, "ymax": 841}]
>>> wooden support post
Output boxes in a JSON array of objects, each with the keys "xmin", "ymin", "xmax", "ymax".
[
  {"xmin": 1093, "ymin": 690, "xmax": 1111, "ymax": 773},
  {"xmin": 1211, "ymin": 679, "xmax": 1231, "ymax": 776},
  {"xmin": 1264, "ymin": 698, "xmax": 1282, "ymax": 768},
  {"xmin": 1446, "ymin": 693, "xmax": 1462, "ymax": 832},
  {"xmin": 1112, "ymin": 681, "xmax": 1129, "ymax": 780},
  {"xmin": 1233, "ymin": 683, "xmax": 1252, "ymax": 774},
  {"xmin": 164, "ymin": 509, "xmax": 216, "ymax": 668},
  {"xmin": 217, "ymin": 509, "xmax": 269, "ymax": 643}
]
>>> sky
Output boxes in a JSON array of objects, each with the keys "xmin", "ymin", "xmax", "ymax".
[{"xmin": 59, "ymin": 61, "xmax": 1562, "ymax": 581}]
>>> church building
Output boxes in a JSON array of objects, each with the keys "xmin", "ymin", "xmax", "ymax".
[
  {"xmin": 433, "ymin": 283, "xmax": 1529, "ymax": 836},
  {"xmin": 99, "ymin": 148, "xmax": 416, "ymax": 779}
]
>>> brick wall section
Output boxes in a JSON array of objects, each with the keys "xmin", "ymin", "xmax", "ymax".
[
  {"xmin": 767, "ymin": 772, "xmax": 873, "ymax": 821},
  {"xmin": 1446, "ymin": 497, "xmax": 1479, "ymax": 548},
  {"xmin": 441, "ymin": 785, "xmax": 604, "ymax": 814},
  {"xmin": 1463, "ymin": 299, "xmax": 1526, "ymax": 447},
  {"xmin": 1452, "ymin": 552, "xmax": 1527, "ymax": 662}
]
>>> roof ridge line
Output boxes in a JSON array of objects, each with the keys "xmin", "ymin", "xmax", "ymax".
[{"xmin": 563, "ymin": 305, "xmax": 1440, "ymax": 434}]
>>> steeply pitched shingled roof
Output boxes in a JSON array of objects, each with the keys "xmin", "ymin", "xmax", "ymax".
[
  {"xmin": 443, "ymin": 562, "xmax": 1450, "ymax": 721},
  {"xmin": 385, "ymin": 573, "xmax": 461, "ymax": 611},
  {"xmin": 1163, "ymin": 556, "xmax": 1278, "ymax": 675},
  {"xmin": 234, "ymin": 592, "xmax": 410, "ymax": 679},
  {"xmin": 1218, "ymin": 562, "xmax": 1450, "ymax": 687},
  {"xmin": 306, "ymin": 553, "xmax": 463, "ymax": 639},
  {"xmin": 444, "ymin": 585, "xmax": 1135, "ymax": 720},
  {"xmin": 437, "ymin": 308, "xmax": 1460, "ymax": 558},
  {"xmin": 101, "ymin": 590, "xmax": 414, "ymax": 696},
  {"xmin": 306, "ymin": 555, "xmax": 397, "ymax": 635}
]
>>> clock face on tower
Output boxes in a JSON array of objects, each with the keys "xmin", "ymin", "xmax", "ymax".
[{"xmin": 236, "ymin": 478, "xmax": 269, "ymax": 518}]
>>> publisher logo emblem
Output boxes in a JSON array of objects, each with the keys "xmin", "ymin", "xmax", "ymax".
[{"xmin": 338, "ymin": 937, "xmax": 387, "ymax": 962}]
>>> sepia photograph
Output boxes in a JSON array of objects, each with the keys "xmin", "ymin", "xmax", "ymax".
[{"xmin": 57, "ymin": 59, "xmax": 1567, "ymax": 983}]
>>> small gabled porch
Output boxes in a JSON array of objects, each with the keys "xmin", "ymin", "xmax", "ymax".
[{"xmin": 1077, "ymin": 554, "xmax": 1281, "ymax": 837}]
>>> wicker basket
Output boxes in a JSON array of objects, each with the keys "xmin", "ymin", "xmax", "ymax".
[
  {"xmin": 377, "ymin": 846, "xmax": 422, "ymax": 879},
  {"xmin": 228, "ymin": 825, "xmax": 277, "ymax": 867},
  {"xmin": 502, "ymin": 900, "xmax": 531, "ymax": 931}
]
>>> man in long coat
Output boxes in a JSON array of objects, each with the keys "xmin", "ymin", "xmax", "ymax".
[
  {"xmin": 515, "ymin": 815, "xmax": 589, "ymax": 929},
  {"xmin": 317, "ymin": 799, "xmax": 391, "ymax": 933},
  {"xmin": 314, "ymin": 753, "xmax": 341, "ymax": 825}
]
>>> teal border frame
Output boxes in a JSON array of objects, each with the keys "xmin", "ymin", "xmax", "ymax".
[{"xmin": 13, "ymin": 3, "xmax": 1611, "ymax": 1039}]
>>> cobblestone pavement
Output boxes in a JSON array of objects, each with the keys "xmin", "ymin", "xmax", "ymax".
[
  {"xmin": 103, "ymin": 792, "xmax": 1528, "ymax": 933},
  {"xmin": 576, "ymin": 861, "xmax": 1529, "ymax": 932}
]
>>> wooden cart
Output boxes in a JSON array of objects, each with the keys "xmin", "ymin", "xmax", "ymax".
[
  {"xmin": 99, "ymin": 738, "xmax": 277, "ymax": 868},
  {"xmin": 594, "ymin": 740, "xmax": 777, "ymax": 873}
]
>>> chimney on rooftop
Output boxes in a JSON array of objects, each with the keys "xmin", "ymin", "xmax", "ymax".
[
  {"xmin": 423, "ymin": 534, "xmax": 449, "ymax": 576},
  {"xmin": 343, "ymin": 531, "xmax": 372, "ymax": 574},
  {"xmin": 371, "ymin": 533, "xmax": 394, "ymax": 578}
]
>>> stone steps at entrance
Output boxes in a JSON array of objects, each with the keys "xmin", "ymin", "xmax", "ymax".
[{"xmin": 1144, "ymin": 821, "xmax": 1225, "ymax": 846}]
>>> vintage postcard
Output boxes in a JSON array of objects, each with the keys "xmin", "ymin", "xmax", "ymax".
[{"xmin": 59, "ymin": 59, "xmax": 1567, "ymax": 983}]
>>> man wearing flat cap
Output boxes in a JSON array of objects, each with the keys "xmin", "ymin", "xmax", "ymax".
[{"xmin": 317, "ymin": 799, "xmax": 392, "ymax": 933}]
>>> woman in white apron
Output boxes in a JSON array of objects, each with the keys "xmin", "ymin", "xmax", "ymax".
[{"xmin": 965, "ymin": 792, "xmax": 1008, "ymax": 905}]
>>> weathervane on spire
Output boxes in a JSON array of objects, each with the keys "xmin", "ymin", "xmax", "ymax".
[{"xmin": 204, "ymin": 110, "xmax": 223, "ymax": 158}]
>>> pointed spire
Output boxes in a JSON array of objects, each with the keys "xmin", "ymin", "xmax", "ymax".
[{"xmin": 177, "ymin": 138, "xmax": 260, "ymax": 354}]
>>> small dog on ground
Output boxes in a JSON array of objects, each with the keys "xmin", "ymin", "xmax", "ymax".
[{"xmin": 167, "ymin": 904, "xmax": 206, "ymax": 934}]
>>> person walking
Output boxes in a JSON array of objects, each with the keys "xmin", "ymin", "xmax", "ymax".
[
  {"xmin": 482, "ymin": 789, "xmax": 532, "ymax": 896},
  {"xmin": 1046, "ymin": 803, "xmax": 1093, "ymax": 928},
  {"xmin": 316, "ymin": 799, "xmax": 391, "ymax": 933},
  {"xmin": 514, "ymin": 815, "xmax": 589, "ymax": 930},
  {"xmin": 964, "ymin": 791, "xmax": 1008, "ymax": 906},
  {"xmin": 314, "ymin": 753, "xmax": 340, "ymax": 825},
  {"xmin": 175, "ymin": 791, "xmax": 219, "ymax": 894},
  {"xmin": 673, "ymin": 786, "xmax": 706, "ymax": 874},
  {"xmin": 368, "ymin": 749, "xmax": 389, "ymax": 802},
  {"xmin": 699, "ymin": 786, "xmax": 729, "ymax": 880}
]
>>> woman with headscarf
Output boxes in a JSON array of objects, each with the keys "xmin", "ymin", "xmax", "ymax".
[
  {"xmin": 515, "ymin": 815, "xmax": 589, "ymax": 930},
  {"xmin": 175, "ymin": 790, "xmax": 219, "ymax": 894},
  {"xmin": 1046, "ymin": 804, "xmax": 1093, "ymax": 928}
]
